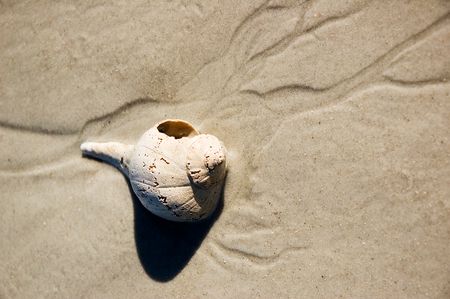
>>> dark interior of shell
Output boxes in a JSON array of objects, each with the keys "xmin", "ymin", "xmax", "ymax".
[{"xmin": 156, "ymin": 120, "xmax": 199, "ymax": 139}]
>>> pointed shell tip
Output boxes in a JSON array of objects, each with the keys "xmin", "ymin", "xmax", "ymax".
[{"xmin": 80, "ymin": 142, "xmax": 92, "ymax": 153}]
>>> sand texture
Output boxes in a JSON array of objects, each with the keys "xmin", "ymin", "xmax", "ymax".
[{"xmin": 1, "ymin": 1, "xmax": 450, "ymax": 298}]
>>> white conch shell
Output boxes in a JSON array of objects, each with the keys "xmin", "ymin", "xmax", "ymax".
[{"xmin": 80, "ymin": 119, "xmax": 227, "ymax": 222}]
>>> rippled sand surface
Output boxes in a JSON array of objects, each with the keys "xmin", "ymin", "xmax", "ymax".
[{"xmin": 1, "ymin": 1, "xmax": 449, "ymax": 298}]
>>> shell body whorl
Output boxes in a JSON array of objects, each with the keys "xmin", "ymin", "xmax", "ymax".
[{"xmin": 81, "ymin": 119, "xmax": 227, "ymax": 222}]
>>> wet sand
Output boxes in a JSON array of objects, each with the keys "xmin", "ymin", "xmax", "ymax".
[{"xmin": 1, "ymin": 1, "xmax": 449, "ymax": 298}]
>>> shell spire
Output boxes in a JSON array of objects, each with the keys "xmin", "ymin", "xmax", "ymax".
[
  {"xmin": 186, "ymin": 135, "xmax": 227, "ymax": 189},
  {"xmin": 80, "ymin": 142, "xmax": 134, "ymax": 176}
]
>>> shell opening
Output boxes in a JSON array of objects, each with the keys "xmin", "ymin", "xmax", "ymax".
[{"xmin": 157, "ymin": 120, "xmax": 199, "ymax": 139}]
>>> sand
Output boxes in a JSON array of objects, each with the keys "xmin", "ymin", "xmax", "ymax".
[{"xmin": 1, "ymin": 1, "xmax": 449, "ymax": 298}]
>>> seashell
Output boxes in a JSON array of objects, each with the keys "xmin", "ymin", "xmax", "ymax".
[{"xmin": 80, "ymin": 119, "xmax": 227, "ymax": 222}]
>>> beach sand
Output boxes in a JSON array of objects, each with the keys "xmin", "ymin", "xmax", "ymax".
[{"xmin": 1, "ymin": 1, "xmax": 449, "ymax": 298}]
